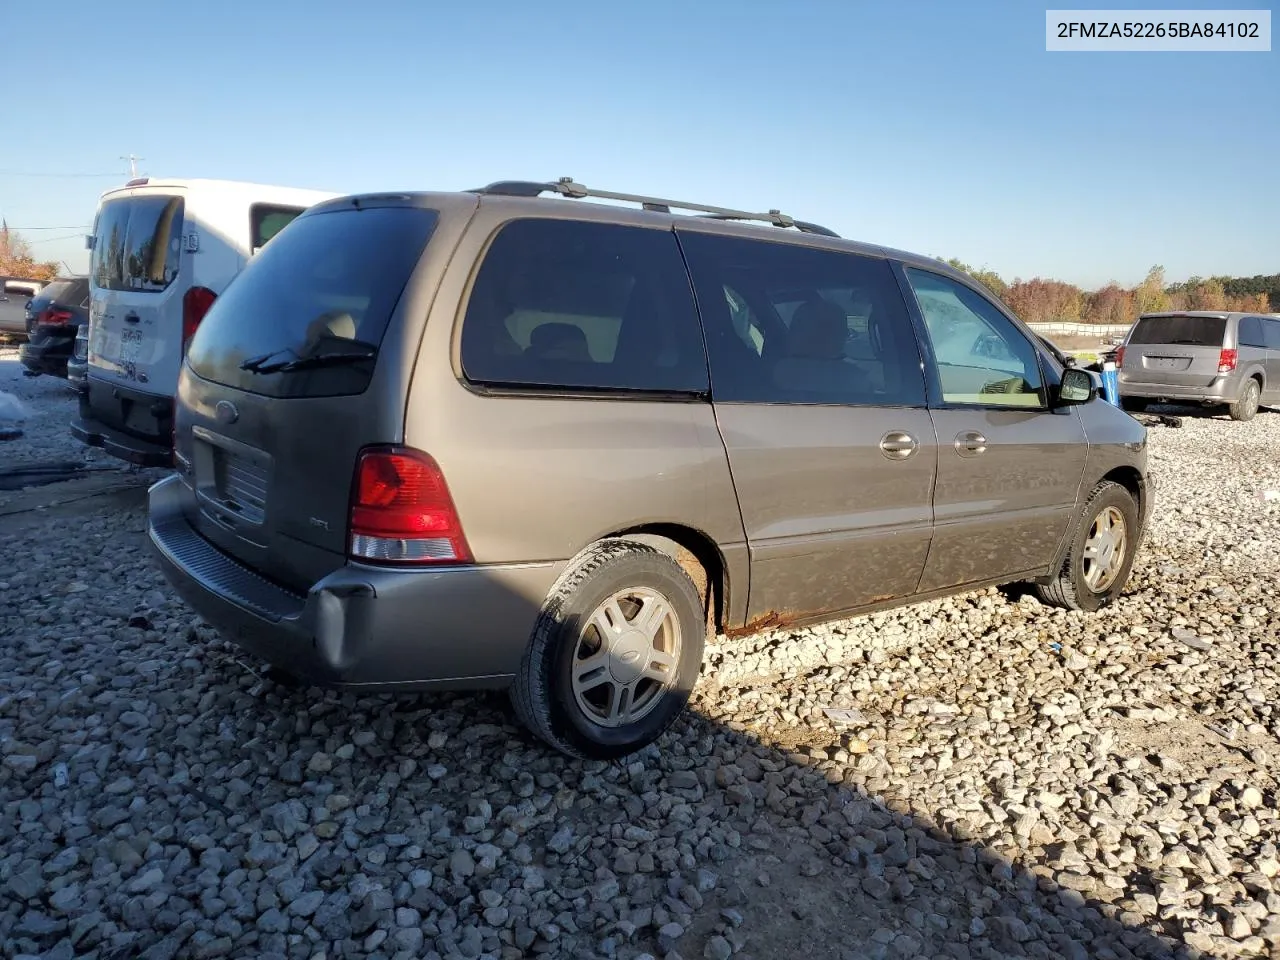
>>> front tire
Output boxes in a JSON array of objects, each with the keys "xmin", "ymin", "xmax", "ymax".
[
  {"xmin": 511, "ymin": 540, "xmax": 705, "ymax": 760},
  {"xmin": 1230, "ymin": 378, "xmax": 1261, "ymax": 422},
  {"xmin": 1035, "ymin": 481, "xmax": 1139, "ymax": 612},
  {"xmin": 1121, "ymin": 397, "xmax": 1149, "ymax": 413}
]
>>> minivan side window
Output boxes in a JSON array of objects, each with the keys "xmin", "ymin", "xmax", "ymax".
[
  {"xmin": 1239, "ymin": 316, "xmax": 1267, "ymax": 348},
  {"xmin": 250, "ymin": 204, "xmax": 306, "ymax": 253},
  {"xmin": 904, "ymin": 268, "xmax": 1045, "ymax": 409},
  {"xmin": 678, "ymin": 231, "xmax": 926, "ymax": 407},
  {"xmin": 1265, "ymin": 319, "xmax": 1280, "ymax": 350},
  {"xmin": 459, "ymin": 219, "xmax": 709, "ymax": 395},
  {"xmin": 91, "ymin": 195, "xmax": 184, "ymax": 293}
]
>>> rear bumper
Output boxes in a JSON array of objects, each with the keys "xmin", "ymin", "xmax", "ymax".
[
  {"xmin": 71, "ymin": 412, "xmax": 174, "ymax": 467},
  {"xmin": 73, "ymin": 377, "xmax": 175, "ymax": 466},
  {"xmin": 147, "ymin": 474, "xmax": 562, "ymax": 690},
  {"xmin": 67, "ymin": 359, "xmax": 88, "ymax": 392},
  {"xmin": 1119, "ymin": 376, "xmax": 1236, "ymax": 403}
]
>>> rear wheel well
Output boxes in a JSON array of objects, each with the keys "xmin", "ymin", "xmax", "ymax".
[{"xmin": 605, "ymin": 524, "xmax": 726, "ymax": 637}]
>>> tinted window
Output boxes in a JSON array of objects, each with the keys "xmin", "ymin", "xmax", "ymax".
[
  {"xmin": 1239, "ymin": 316, "xmax": 1266, "ymax": 348},
  {"xmin": 459, "ymin": 219, "xmax": 708, "ymax": 394},
  {"xmin": 1265, "ymin": 319, "xmax": 1280, "ymax": 350},
  {"xmin": 186, "ymin": 206, "xmax": 437, "ymax": 399},
  {"xmin": 91, "ymin": 195, "xmax": 184, "ymax": 293},
  {"xmin": 33, "ymin": 279, "xmax": 75, "ymax": 304},
  {"xmin": 904, "ymin": 268, "xmax": 1044, "ymax": 408},
  {"xmin": 251, "ymin": 204, "xmax": 306, "ymax": 252},
  {"xmin": 678, "ymin": 232, "xmax": 925, "ymax": 406},
  {"xmin": 1129, "ymin": 315, "xmax": 1226, "ymax": 346}
]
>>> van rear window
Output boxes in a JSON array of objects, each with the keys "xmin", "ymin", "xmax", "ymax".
[
  {"xmin": 185, "ymin": 205, "xmax": 437, "ymax": 399},
  {"xmin": 1129, "ymin": 315, "xmax": 1226, "ymax": 346},
  {"xmin": 92, "ymin": 195, "xmax": 184, "ymax": 293}
]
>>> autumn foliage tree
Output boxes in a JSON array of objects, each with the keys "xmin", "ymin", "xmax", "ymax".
[
  {"xmin": 940, "ymin": 257, "xmax": 1279, "ymax": 324},
  {"xmin": 0, "ymin": 223, "xmax": 60, "ymax": 282}
]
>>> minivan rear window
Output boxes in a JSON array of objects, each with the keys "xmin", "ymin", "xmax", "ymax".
[
  {"xmin": 91, "ymin": 195, "xmax": 184, "ymax": 293},
  {"xmin": 1129, "ymin": 315, "xmax": 1227, "ymax": 346},
  {"xmin": 185, "ymin": 206, "xmax": 437, "ymax": 399}
]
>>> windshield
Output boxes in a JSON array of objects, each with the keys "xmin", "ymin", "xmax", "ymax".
[
  {"xmin": 1129, "ymin": 315, "xmax": 1227, "ymax": 346},
  {"xmin": 185, "ymin": 205, "xmax": 438, "ymax": 398}
]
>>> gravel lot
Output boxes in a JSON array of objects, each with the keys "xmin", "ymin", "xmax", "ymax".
[{"xmin": 3, "ymin": 347, "xmax": 1280, "ymax": 960}]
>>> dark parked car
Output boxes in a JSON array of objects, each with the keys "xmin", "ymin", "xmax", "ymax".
[{"xmin": 19, "ymin": 277, "xmax": 91, "ymax": 378}]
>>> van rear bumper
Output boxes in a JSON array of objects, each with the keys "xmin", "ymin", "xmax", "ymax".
[
  {"xmin": 147, "ymin": 474, "xmax": 561, "ymax": 691},
  {"xmin": 1119, "ymin": 380, "xmax": 1234, "ymax": 403},
  {"xmin": 71, "ymin": 413, "xmax": 173, "ymax": 467}
]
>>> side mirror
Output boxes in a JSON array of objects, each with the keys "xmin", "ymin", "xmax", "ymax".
[{"xmin": 1057, "ymin": 367, "xmax": 1096, "ymax": 406}]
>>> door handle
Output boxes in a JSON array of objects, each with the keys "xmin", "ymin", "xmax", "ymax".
[
  {"xmin": 879, "ymin": 431, "xmax": 918, "ymax": 461},
  {"xmin": 954, "ymin": 431, "xmax": 988, "ymax": 456},
  {"xmin": 124, "ymin": 313, "xmax": 140, "ymax": 324}
]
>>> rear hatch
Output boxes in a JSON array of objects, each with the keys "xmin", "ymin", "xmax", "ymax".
[
  {"xmin": 86, "ymin": 189, "xmax": 187, "ymax": 400},
  {"xmin": 175, "ymin": 199, "xmax": 442, "ymax": 591},
  {"xmin": 27, "ymin": 278, "xmax": 89, "ymax": 339},
  {"xmin": 1122, "ymin": 314, "xmax": 1229, "ymax": 387},
  {"xmin": 23, "ymin": 279, "xmax": 75, "ymax": 336}
]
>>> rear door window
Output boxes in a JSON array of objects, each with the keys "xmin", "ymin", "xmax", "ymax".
[
  {"xmin": 91, "ymin": 195, "xmax": 184, "ymax": 293},
  {"xmin": 185, "ymin": 205, "xmax": 438, "ymax": 398},
  {"xmin": 1265, "ymin": 319, "xmax": 1280, "ymax": 349},
  {"xmin": 1239, "ymin": 316, "xmax": 1266, "ymax": 348},
  {"xmin": 459, "ymin": 219, "xmax": 708, "ymax": 394},
  {"xmin": 1129, "ymin": 315, "xmax": 1227, "ymax": 346},
  {"xmin": 678, "ymin": 232, "xmax": 925, "ymax": 407}
]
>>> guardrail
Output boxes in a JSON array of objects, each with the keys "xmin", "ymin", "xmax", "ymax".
[{"xmin": 1027, "ymin": 321, "xmax": 1133, "ymax": 339}]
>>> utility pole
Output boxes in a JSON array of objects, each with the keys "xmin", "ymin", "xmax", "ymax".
[{"xmin": 120, "ymin": 154, "xmax": 144, "ymax": 179}]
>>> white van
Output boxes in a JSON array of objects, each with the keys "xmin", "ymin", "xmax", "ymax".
[{"xmin": 72, "ymin": 178, "xmax": 338, "ymax": 465}]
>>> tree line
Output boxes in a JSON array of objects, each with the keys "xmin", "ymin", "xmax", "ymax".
[
  {"xmin": 940, "ymin": 259, "xmax": 1278, "ymax": 325},
  {"xmin": 0, "ymin": 224, "xmax": 61, "ymax": 282}
]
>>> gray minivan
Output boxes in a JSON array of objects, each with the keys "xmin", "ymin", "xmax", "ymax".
[
  {"xmin": 1118, "ymin": 311, "xmax": 1280, "ymax": 421},
  {"xmin": 147, "ymin": 178, "xmax": 1152, "ymax": 759}
]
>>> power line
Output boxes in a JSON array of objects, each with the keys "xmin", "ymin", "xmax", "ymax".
[
  {"xmin": 27, "ymin": 233, "xmax": 87, "ymax": 245},
  {"xmin": 0, "ymin": 170, "xmax": 121, "ymax": 178},
  {"xmin": 121, "ymin": 154, "xmax": 144, "ymax": 178}
]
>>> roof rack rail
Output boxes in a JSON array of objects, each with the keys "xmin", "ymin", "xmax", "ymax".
[{"xmin": 467, "ymin": 177, "xmax": 840, "ymax": 238}]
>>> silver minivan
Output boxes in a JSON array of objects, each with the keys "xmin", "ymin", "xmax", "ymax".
[
  {"xmin": 146, "ymin": 178, "xmax": 1153, "ymax": 759},
  {"xmin": 1118, "ymin": 311, "xmax": 1280, "ymax": 421}
]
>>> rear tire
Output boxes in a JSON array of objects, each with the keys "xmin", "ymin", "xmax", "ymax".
[
  {"xmin": 1035, "ymin": 481, "xmax": 1139, "ymax": 612},
  {"xmin": 1230, "ymin": 379, "xmax": 1261, "ymax": 422},
  {"xmin": 511, "ymin": 540, "xmax": 705, "ymax": 760}
]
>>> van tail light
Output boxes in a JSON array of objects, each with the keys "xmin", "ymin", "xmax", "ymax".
[
  {"xmin": 348, "ymin": 447, "xmax": 472, "ymax": 565},
  {"xmin": 1218, "ymin": 348, "xmax": 1237, "ymax": 374},
  {"xmin": 1114, "ymin": 345, "xmax": 1125, "ymax": 368},
  {"xmin": 37, "ymin": 308, "xmax": 74, "ymax": 326},
  {"xmin": 182, "ymin": 286, "xmax": 217, "ymax": 351}
]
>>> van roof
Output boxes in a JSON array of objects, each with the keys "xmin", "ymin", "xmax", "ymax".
[
  {"xmin": 97, "ymin": 177, "xmax": 338, "ymax": 205},
  {"xmin": 305, "ymin": 177, "xmax": 974, "ymax": 283},
  {"xmin": 1138, "ymin": 311, "xmax": 1249, "ymax": 320}
]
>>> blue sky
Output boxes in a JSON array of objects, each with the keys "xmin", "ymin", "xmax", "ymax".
[{"xmin": 2, "ymin": 0, "xmax": 1275, "ymax": 288}]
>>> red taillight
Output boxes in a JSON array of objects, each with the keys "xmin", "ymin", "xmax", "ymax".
[
  {"xmin": 37, "ymin": 308, "xmax": 74, "ymax": 326},
  {"xmin": 1115, "ymin": 345, "xmax": 1125, "ymax": 368},
  {"xmin": 348, "ymin": 448, "xmax": 472, "ymax": 565},
  {"xmin": 1218, "ymin": 348, "xmax": 1237, "ymax": 374},
  {"xmin": 182, "ymin": 286, "xmax": 217, "ymax": 351}
]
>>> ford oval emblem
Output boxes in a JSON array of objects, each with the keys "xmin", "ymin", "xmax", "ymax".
[{"xmin": 214, "ymin": 400, "xmax": 239, "ymax": 425}]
